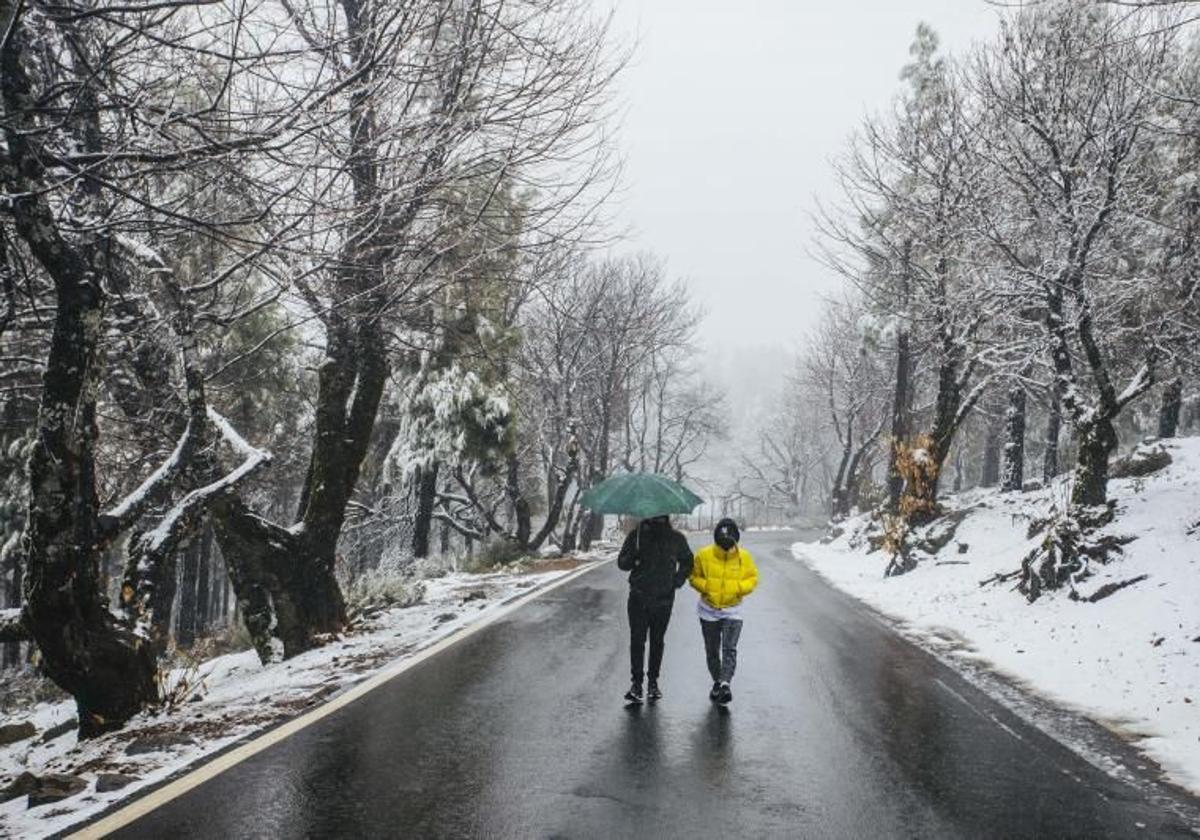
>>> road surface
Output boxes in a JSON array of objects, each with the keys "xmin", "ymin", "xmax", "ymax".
[{"xmin": 94, "ymin": 531, "xmax": 1198, "ymax": 839}]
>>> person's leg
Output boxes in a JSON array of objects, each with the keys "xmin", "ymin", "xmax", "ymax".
[
  {"xmin": 646, "ymin": 597, "xmax": 673, "ymax": 681},
  {"xmin": 628, "ymin": 592, "xmax": 649, "ymax": 685},
  {"xmin": 719, "ymin": 619, "xmax": 744, "ymax": 684},
  {"xmin": 700, "ymin": 619, "xmax": 722, "ymax": 683}
]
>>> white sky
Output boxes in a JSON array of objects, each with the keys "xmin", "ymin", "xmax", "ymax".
[{"xmin": 604, "ymin": 1, "xmax": 1003, "ymax": 355}]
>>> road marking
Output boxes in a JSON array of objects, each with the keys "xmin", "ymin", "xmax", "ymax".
[
  {"xmin": 934, "ymin": 677, "xmax": 1025, "ymax": 743},
  {"xmin": 66, "ymin": 560, "xmax": 605, "ymax": 839}
]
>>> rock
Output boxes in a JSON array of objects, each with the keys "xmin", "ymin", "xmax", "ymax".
[
  {"xmin": 1021, "ymin": 479, "xmax": 1043, "ymax": 492},
  {"xmin": 821, "ymin": 526, "xmax": 845, "ymax": 544},
  {"xmin": 25, "ymin": 773, "xmax": 87, "ymax": 809},
  {"xmin": 0, "ymin": 721, "xmax": 36, "ymax": 746},
  {"xmin": 1110, "ymin": 443, "xmax": 1172, "ymax": 479},
  {"xmin": 957, "ymin": 543, "xmax": 969, "ymax": 554},
  {"xmin": 39, "ymin": 718, "xmax": 78, "ymax": 744},
  {"xmin": 914, "ymin": 508, "xmax": 972, "ymax": 555},
  {"xmin": 0, "ymin": 772, "xmax": 38, "ymax": 805},
  {"xmin": 95, "ymin": 773, "xmax": 138, "ymax": 793},
  {"xmin": 461, "ymin": 589, "xmax": 487, "ymax": 603},
  {"xmin": 125, "ymin": 732, "xmax": 196, "ymax": 755},
  {"xmin": 435, "ymin": 612, "xmax": 457, "ymax": 624}
]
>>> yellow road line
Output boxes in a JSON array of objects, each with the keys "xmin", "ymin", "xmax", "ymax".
[{"xmin": 67, "ymin": 561, "xmax": 604, "ymax": 839}]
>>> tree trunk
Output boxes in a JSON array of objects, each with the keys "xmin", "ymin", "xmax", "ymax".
[
  {"xmin": 2, "ymin": 551, "xmax": 22, "ymax": 669},
  {"xmin": 195, "ymin": 527, "xmax": 213, "ymax": 640},
  {"xmin": 1043, "ymin": 379, "xmax": 1062, "ymax": 483},
  {"xmin": 212, "ymin": 318, "xmax": 386, "ymax": 660},
  {"xmin": 527, "ymin": 446, "xmax": 579, "ymax": 553},
  {"xmin": 15, "ymin": 252, "xmax": 158, "ymax": 736},
  {"xmin": 209, "ymin": 495, "xmax": 345, "ymax": 661},
  {"xmin": 980, "ymin": 418, "xmax": 1002, "ymax": 487},
  {"xmin": 1001, "ymin": 387, "xmax": 1026, "ymax": 492},
  {"xmin": 886, "ymin": 330, "xmax": 911, "ymax": 514},
  {"xmin": 1159, "ymin": 377, "xmax": 1183, "ymax": 439},
  {"xmin": 412, "ymin": 463, "xmax": 440, "ymax": 559},
  {"xmin": 1071, "ymin": 417, "xmax": 1118, "ymax": 508},
  {"xmin": 903, "ymin": 354, "xmax": 972, "ymax": 517},
  {"xmin": 2, "ymin": 13, "xmax": 158, "ymax": 734},
  {"xmin": 830, "ymin": 428, "xmax": 854, "ymax": 520},
  {"xmin": 177, "ymin": 539, "xmax": 200, "ymax": 649},
  {"xmin": 506, "ymin": 453, "xmax": 532, "ymax": 550}
]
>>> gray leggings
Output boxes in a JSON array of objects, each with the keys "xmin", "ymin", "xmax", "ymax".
[{"xmin": 700, "ymin": 618, "xmax": 743, "ymax": 683}]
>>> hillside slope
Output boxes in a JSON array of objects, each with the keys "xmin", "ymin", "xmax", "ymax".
[{"xmin": 795, "ymin": 437, "xmax": 1200, "ymax": 794}]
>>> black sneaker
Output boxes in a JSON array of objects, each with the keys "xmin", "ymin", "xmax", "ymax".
[
  {"xmin": 624, "ymin": 681, "xmax": 644, "ymax": 704},
  {"xmin": 647, "ymin": 680, "xmax": 662, "ymax": 702},
  {"xmin": 717, "ymin": 682, "xmax": 732, "ymax": 705},
  {"xmin": 709, "ymin": 681, "xmax": 721, "ymax": 702}
]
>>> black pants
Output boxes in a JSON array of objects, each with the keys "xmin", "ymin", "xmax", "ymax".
[
  {"xmin": 628, "ymin": 591, "xmax": 673, "ymax": 683},
  {"xmin": 700, "ymin": 618, "xmax": 743, "ymax": 683}
]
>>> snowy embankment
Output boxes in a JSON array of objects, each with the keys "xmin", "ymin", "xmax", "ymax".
[
  {"xmin": 0, "ymin": 554, "xmax": 606, "ymax": 839},
  {"xmin": 794, "ymin": 437, "xmax": 1200, "ymax": 796}
]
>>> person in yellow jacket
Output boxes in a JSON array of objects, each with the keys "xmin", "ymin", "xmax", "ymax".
[{"xmin": 688, "ymin": 517, "xmax": 758, "ymax": 705}]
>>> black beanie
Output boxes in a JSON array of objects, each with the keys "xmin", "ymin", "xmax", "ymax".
[{"xmin": 714, "ymin": 517, "xmax": 740, "ymax": 548}]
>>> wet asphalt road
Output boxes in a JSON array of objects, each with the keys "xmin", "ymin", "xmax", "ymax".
[{"xmin": 100, "ymin": 532, "xmax": 1198, "ymax": 839}]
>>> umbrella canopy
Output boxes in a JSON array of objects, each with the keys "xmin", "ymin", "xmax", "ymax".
[{"xmin": 578, "ymin": 472, "xmax": 703, "ymax": 518}]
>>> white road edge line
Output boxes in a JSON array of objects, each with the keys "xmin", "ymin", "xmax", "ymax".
[{"xmin": 66, "ymin": 560, "xmax": 605, "ymax": 840}]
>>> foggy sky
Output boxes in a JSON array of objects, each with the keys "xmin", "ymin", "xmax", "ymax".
[{"xmin": 605, "ymin": 1, "xmax": 1002, "ymax": 356}]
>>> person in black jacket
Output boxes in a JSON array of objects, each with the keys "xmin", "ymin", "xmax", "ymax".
[{"xmin": 616, "ymin": 515, "xmax": 694, "ymax": 703}]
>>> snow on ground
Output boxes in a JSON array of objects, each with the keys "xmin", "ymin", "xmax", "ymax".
[
  {"xmin": 0, "ymin": 553, "xmax": 608, "ymax": 839},
  {"xmin": 794, "ymin": 437, "xmax": 1200, "ymax": 796}
]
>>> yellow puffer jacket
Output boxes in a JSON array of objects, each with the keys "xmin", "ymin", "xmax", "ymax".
[{"xmin": 689, "ymin": 544, "xmax": 759, "ymax": 610}]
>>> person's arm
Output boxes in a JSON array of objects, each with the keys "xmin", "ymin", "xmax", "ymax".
[
  {"xmin": 674, "ymin": 534, "xmax": 694, "ymax": 588},
  {"xmin": 688, "ymin": 547, "xmax": 706, "ymax": 594},
  {"xmin": 616, "ymin": 528, "xmax": 639, "ymax": 571},
  {"xmin": 738, "ymin": 549, "xmax": 759, "ymax": 596}
]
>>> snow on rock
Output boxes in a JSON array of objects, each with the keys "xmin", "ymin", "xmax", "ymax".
[
  {"xmin": 794, "ymin": 436, "xmax": 1200, "ymax": 795},
  {"xmin": 0, "ymin": 558, "xmax": 603, "ymax": 838}
]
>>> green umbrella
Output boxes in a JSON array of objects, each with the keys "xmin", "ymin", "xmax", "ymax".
[{"xmin": 578, "ymin": 472, "xmax": 704, "ymax": 518}]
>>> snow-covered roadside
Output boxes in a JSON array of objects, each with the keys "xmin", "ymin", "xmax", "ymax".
[
  {"xmin": 793, "ymin": 437, "xmax": 1200, "ymax": 797},
  {"xmin": 0, "ymin": 555, "xmax": 607, "ymax": 839}
]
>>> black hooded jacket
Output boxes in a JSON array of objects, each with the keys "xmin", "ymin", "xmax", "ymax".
[{"xmin": 617, "ymin": 518, "xmax": 694, "ymax": 600}]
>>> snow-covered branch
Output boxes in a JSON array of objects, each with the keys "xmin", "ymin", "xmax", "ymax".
[
  {"xmin": 1115, "ymin": 362, "xmax": 1156, "ymax": 413},
  {"xmin": 101, "ymin": 420, "xmax": 194, "ymax": 535},
  {"xmin": 123, "ymin": 410, "xmax": 271, "ymax": 638}
]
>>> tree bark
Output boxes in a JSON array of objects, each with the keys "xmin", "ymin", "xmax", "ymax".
[
  {"xmin": 195, "ymin": 527, "xmax": 213, "ymax": 640},
  {"xmin": 506, "ymin": 453, "xmax": 532, "ymax": 550},
  {"xmin": 830, "ymin": 424, "xmax": 854, "ymax": 520},
  {"xmin": 1159, "ymin": 377, "xmax": 1183, "ymax": 439},
  {"xmin": 412, "ymin": 463, "xmax": 440, "ymax": 559},
  {"xmin": 981, "ymin": 417, "xmax": 1002, "ymax": 487},
  {"xmin": 886, "ymin": 330, "xmax": 911, "ymax": 513},
  {"xmin": 2, "ymin": 555, "xmax": 21, "ymax": 667},
  {"xmin": 1043, "ymin": 379, "xmax": 1063, "ymax": 483},
  {"xmin": 1, "ymin": 10, "xmax": 158, "ymax": 734},
  {"xmin": 1071, "ymin": 417, "xmax": 1118, "ymax": 508},
  {"xmin": 1001, "ymin": 386, "xmax": 1026, "ymax": 492},
  {"xmin": 177, "ymin": 539, "xmax": 201, "ymax": 649}
]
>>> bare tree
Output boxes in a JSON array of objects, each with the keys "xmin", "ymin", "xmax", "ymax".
[
  {"xmin": 803, "ymin": 297, "xmax": 889, "ymax": 519},
  {"xmin": 971, "ymin": 3, "xmax": 1174, "ymax": 509}
]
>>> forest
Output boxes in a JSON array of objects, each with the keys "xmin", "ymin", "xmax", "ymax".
[
  {"xmin": 1, "ymin": 0, "xmax": 1199, "ymax": 744},
  {"xmin": 735, "ymin": 2, "xmax": 1200, "ymax": 588},
  {"xmin": 0, "ymin": 0, "xmax": 725, "ymax": 735}
]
